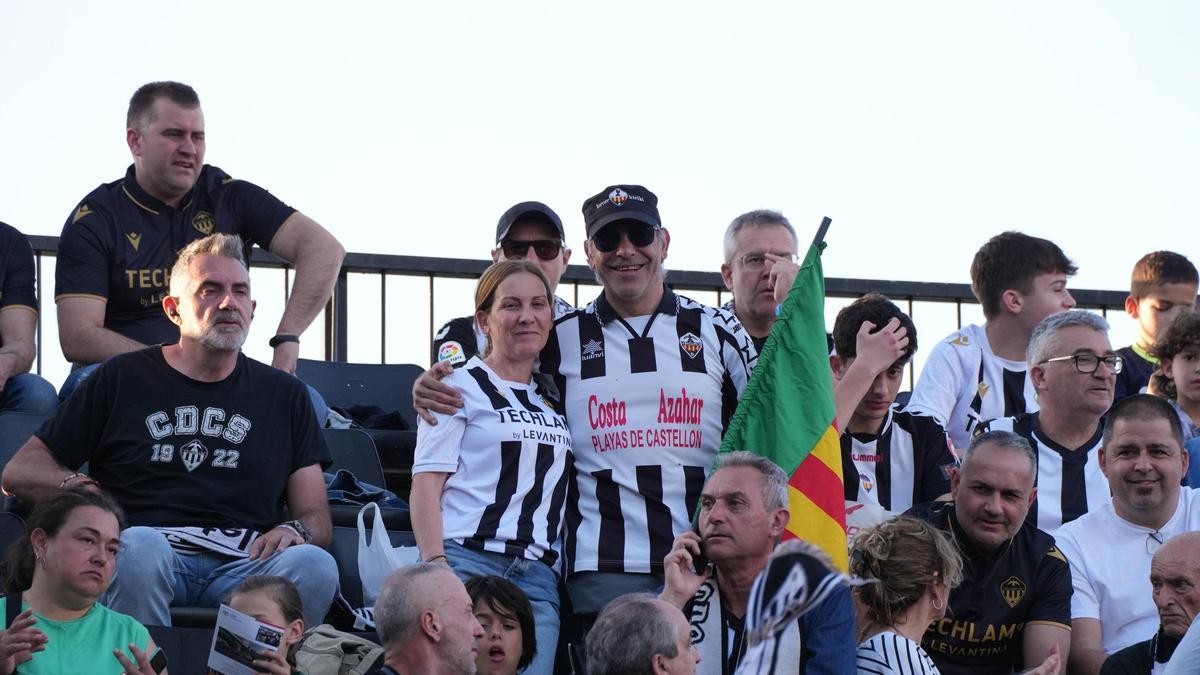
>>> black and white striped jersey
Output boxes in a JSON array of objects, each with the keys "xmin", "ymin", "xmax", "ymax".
[
  {"xmin": 413, "ymin": 357, "xmax": 573, "ymax": 565},
  {"xmin": 907, "ymin": 324, "xmax": 1039, "ymax": 451},
  {"xmin": 976, "ymin": 412, "xmax": 1108, "ymax": 534},
  {"xmin": 540, "ymin": 287, "xmax": 756, "ymax": 575},
  {"xmin": 841, "ymin": 408, "xmax": 957, "ymax": 512},
  {"xmin": 857, "ymin": 632, "xmax": 942, "ymax": 675}
]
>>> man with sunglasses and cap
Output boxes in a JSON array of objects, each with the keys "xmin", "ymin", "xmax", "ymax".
[
  {"xmin": 416, "ymin": 184, "xmax": 756, "ymax": 628},
  {"xmin": 431, "ymin": 201, "xmax": 574, "ymax": 367}
]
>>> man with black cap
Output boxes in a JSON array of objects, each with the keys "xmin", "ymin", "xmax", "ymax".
[
  {"xmin": 416, "ymin": 185, "xmax": 756, "ymax": 626},
  {"xmin": 431, "ymin": 201, "xmax": 574, "ymax": 367}
]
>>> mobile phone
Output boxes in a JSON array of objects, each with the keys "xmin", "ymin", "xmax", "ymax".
[
  {"xmin": 691, "ymin": 515, "xmax": 710, "ymax": 575},
  {"xmin": 149, "ymin": 649, "xmax": 169, "ymax": 674}
]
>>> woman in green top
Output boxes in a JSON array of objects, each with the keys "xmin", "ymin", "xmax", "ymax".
[{"xmin": 0, "ymin": 488, "xmax": 162, "ymax": 674}]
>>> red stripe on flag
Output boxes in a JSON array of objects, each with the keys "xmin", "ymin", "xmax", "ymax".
[{"xmin": 787, "ymin": 434, "xmax": 846, "ymax": 528}]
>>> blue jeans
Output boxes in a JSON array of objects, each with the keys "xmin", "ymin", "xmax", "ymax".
[
  {"xmin": 0, "ymin": 373, "xmax": 58, "ymax": 415},
  {"xmin": 444, "ymin": 540, "xmax": 560, "ymax": 675},
  {"xmin": 60, "ymin": 363, "xmax": 331, "ymax": 425},
  {"xmin": 101, "ymin": 526, "xmax": 339, "ymax": 627}
]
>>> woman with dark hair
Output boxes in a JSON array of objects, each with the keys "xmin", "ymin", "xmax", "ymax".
[
  {"xmin": 465, "ymin": 576, "xmax": 536, "ymax": 675},
  {"xmin": 411, "ymin": 260, "xmax": 572, "ymax": 675},
  {"xmin": 0, "ymin": 488, "xmax": 161, "ymax": 674}
]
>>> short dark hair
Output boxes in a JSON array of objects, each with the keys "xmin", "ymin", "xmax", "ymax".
[
  {"xmin": 464, "ymin": 576, "xmax": 536, "ymax": 670},
  {"xmin": 831, "ymin": 293, "xmax": 917, "ymax": 364},
  {"xmin": 127, "ymin": 81, "xmax": 200, "ymax": 130},
  {"xmin": 4, "ymin": 488, "xmax": 127, "ymax": 594},
  {"xmin": 1131, "ymin": 251, "xmax": 1199, "ymax": 298},
  {"xmin": 970, "ymin": 232, "xmax": 1077, "ymax": 319},
  {"xmin": 1150, "ymin": 309, "xmax": 1200, "ymax": 400},
  {"xmin": 1102, "ymin": 394, "xmax": 1185, "ymax": 450},
  {"xmin": 587, "ymin": 594, "xmax": 680, "ymax": 675}
]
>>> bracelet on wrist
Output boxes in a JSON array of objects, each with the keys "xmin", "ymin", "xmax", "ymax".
[
  {"xmin": 424, "ymin": 554, "xmax": 448, "ymax": 563},
  {"xmin": 59, "ymin": 473, "xmax": 96, "ymax": 489},
  {"xmin": 269, "ymin": 334, "xmax": 300, "ymax": 348}
]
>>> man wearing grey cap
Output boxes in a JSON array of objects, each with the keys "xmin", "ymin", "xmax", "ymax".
[{"xmin": 431, "ymin": 201, "xmax": 575, "ymax": 367}]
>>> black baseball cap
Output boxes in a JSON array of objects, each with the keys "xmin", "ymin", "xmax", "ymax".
[
  {"xmin": 495, "ymin": 201, "xmax": 565, "ymax": 243},
  {"xmin": 582, "ymin": 185, "xmax": 661, "ymax": 239}
]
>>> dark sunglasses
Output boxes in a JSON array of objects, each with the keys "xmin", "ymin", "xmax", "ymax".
[
  {"xmin": 499, "ymin": 239, "xmax": 562, "ymax": 261},
  {"xmin": 591, "ymin": 221, "xmax": 660, "ymax": 253}
]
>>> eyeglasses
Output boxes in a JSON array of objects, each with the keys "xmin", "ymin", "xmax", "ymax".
[
  {"xmin": 590, "ymin": 221, "xmax": 660, "ymax": 253},
  {"xmin": 736, "ymin": 252, "xmax": 800, "ymax": 271},
  {"xmin": 498, "ymin": 239, "xmax": 562, "ymax": 261},
  {"xmin": 1039, "ymin": 353, "xmax": 1124, "ymax": 374}
]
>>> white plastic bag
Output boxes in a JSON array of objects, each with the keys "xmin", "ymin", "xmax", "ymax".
[{"xmin": 356, "ymin": 503, "xmax": 419, "ymax": 606}]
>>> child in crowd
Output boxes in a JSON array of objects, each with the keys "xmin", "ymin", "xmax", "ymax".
[
  {"xmin": 1116, "ymin": 251, "xmax": 1199, "ymax": 402},
  {"xmin": 907, "ymin": 231, "xmax": 1077, "ymax": 450},
  {"xmin": 1150, "ymin": 308, "xmax": 1200, "ymax": 487},
  {"xmin": 464, "ymin": 576, "xmax": 536, "ymax": 675},
  {"xmin": 831, "ymin": 293, "xmax": 957, "ymax": 514}
]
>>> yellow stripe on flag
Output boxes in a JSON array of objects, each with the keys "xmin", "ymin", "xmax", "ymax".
[{"xmin": 786, "ymin": 484, "xmax": 849, "ymax": 571}]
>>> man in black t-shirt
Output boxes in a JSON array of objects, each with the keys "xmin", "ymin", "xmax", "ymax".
[
  {"xmin": 55, "ymin": 81, "xmax": 344, "ymax": 397},
  {"xmin": 2, "ymin": 233, "xmax": 337, "ymax": 627},
  {"xmin": 908, "ymin": 430, "xmax": 1072, "ymax": 675},
  {"xmin": 0, "ymin": 221, "xmax": 57, "ymax": 415}
]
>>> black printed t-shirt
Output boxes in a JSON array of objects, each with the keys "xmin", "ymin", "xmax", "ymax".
[
  {"xmin": 0, "ymin": 222, "xmax": 38, "ymax": 349},
  {"xmin": 36, "ymin": 347, "xmax": 329, "ymax": 532},
  {"xmin": 55, "ymin": 165, "xmax": 294, "ymax": 347},
  {"xmin": 908, "ymin": 501, "xmax": 1073, "ymax": 675}
]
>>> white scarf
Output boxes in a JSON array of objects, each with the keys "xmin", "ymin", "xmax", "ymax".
[{"xmin": 688, "ymin": 578, "xmax": 803, "ymax": 675}]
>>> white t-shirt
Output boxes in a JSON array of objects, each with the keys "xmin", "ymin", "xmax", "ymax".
[
  {"xmin": 414, "ymin": 357, "xmax": 573, "ymax": 565},
  {"xmin": 907, "ymin": 324, "xmax": 1039, "ymax": 451},
  {"xmin": 857, "ymin": 631, "xmax": 941, "ymax": 675},
  {"xmin": 1054, "ymin": 487, "xmax": 1200, "ymax": 654}
]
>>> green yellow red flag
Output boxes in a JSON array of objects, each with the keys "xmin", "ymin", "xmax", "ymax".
[{"xmin": 718, "ymin": 237, "xmax": 847, "ymax": 571}]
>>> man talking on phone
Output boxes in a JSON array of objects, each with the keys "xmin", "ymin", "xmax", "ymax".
[{"xmin": 659, "ymin": 452, "xmax": 854, "ymax": 674}]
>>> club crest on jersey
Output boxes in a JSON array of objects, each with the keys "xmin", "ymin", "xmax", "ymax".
[
  {"xmin": 859, "ymin": 473, "xmax": 873, "ymax": 493},
  {"xmin": 679, "ymin": 332, "xmax": 703, "ymax": 359},
  {"xmin": 582, "ymin": 339, "xmax": 604, "ymax": 362},
  {"xmin": 438, "ymin": 341, "xmax": 466, "ymax": 365},
  {"xmin": 1000, "ymin": 576, "xmax": 1026, "ymax": 608},
  {"xmin": 192, "ymin": 211, "xmax": 216, "ymax": 236},
  {"xmin": 180, "ymin": 439, "xmax": 209, "ymax": 472}
]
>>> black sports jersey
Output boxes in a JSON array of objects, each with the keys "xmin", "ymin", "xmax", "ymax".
[
  {"xmin": 55, "ymin": 165, "xmax": 294, "ymax": 347},
  {"xmin": 908, "ymin": 501, "xmax": 1073, "ymax": 675},
  {"xmin": 0, "ymin": 222, "xmax": 37, "ymax": 347},
  {"xmin": 542, "ymin": 287, "xmax": 755, "ymax": 576},
  {"xmin": 432, "ymin": 296, "xmax": 574, "ymax": 366},
  {"xmin": 841, "ymin": 408, "xmax": 956, "ymax": 512},
  {"xmin": 37, "ymin": 347, "xmax": 329, "ymax": 532},
  {"xmin": 976, "ymin": 413, "xmax": 1108, "ymax": 533},
  {"xmin": 1113, "ymin": 345, "xmax": 1156, "ymax": 403}
]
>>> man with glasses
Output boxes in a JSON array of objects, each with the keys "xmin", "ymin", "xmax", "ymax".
[
  {"xmin": 1055, "ymin": 395, "xmax": 1200, "ymax": 675},
  {"xmin": 415, "ymin": 185, "xmax": 756, "ymax": 631},
  {"xmin": 431, "ymin": 201, "xmax": 574, "ymax": 367},
  {"xmin": 976, "ymin": 310, "xmax": 1120, "ymax": 534}
]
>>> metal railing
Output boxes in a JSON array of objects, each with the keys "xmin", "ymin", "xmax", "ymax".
[{"xmin": 26, "ymin": 235, "xmax": 1128, "ymax": 372}]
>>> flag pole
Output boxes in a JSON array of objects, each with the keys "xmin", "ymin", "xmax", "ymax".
[{"xmin": 811, "ymin": 216, "xmax": 832, "ymax": 248}]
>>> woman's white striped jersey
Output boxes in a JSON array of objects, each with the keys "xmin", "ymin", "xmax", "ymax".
[{"xmin": 857, "ymin": 631, "xmax": 941, "ymax": 675}]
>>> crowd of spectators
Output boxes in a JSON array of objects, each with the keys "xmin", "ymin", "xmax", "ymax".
[{"xmin": 1, "ymin": 78, "xmax": 1199, "ymax": 674}]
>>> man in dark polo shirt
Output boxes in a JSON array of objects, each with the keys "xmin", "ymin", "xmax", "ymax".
[
  {"xmin": 55, "ymin": 81, "xmax": 344, "ymax": 396},
  {"xmin": 0, "ymin": 221, "xmax": 57, "ymax": 415},
  {"xmin": 908, "ymin": 430, "xmax": 1072, "ymax": 675}
]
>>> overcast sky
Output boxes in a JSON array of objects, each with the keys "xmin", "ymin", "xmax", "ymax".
[{"xmin": 2, "ymin": 1, "xmax": 1195, "ymax": 381}]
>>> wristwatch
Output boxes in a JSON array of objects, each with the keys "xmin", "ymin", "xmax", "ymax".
[{"xmin": 278, "ymin": 519, "xmax": 313, "ymax": 544}]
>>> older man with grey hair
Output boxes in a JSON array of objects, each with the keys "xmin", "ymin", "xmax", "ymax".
[
  {"xmin": 909, "ymin": 430, "xmax": 1073, "ymax": 675},
  {"xmin": 372, "ymin": 563, "xmax": 484, "ymax": 675},
  {"xmin": 659, "ymin": 452, "xmax": 854, "ymax": 674},
  {"xmin": 976, "ymin": 309, "xmax": 1121, "ymax": 533},
  {"xmin": 587, "ymin": 593, "xmax": 699, "ymax": 675}
]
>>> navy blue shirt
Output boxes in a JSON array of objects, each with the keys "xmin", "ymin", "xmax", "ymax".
[
  {"xmin": 55, "ymin": 165, "xmax": 294, "ymax": 347},
  {"xmin": 1114, "ymin": 345, "xmax": 1156, "ymax": 403},
  {"xmin": 0, "ymin": 221, "xmax": 38, "ymax": 352}
]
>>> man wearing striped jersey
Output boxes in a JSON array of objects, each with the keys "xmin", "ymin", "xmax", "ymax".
[
  {"xmin": 542, "ymin": 184, "xmax": 756, "ymax": 620},
  {"xmin": 432, "ymin": 201, "xmax": 575, "ymax": 367},
  {"xmin": 831, "ymin": 293, "xmax": 956, "ymax": 514},
  {"xmin": 908, "ymin": 232, "xmax": 1077, "ymax": 450},
  {"xmin": 977, "ymin": 310, "xmax": 1118, "ymax": 534},
  {"xmin": 909, "ymin": 431, "xmax": 1073, "ymax": 675}
]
